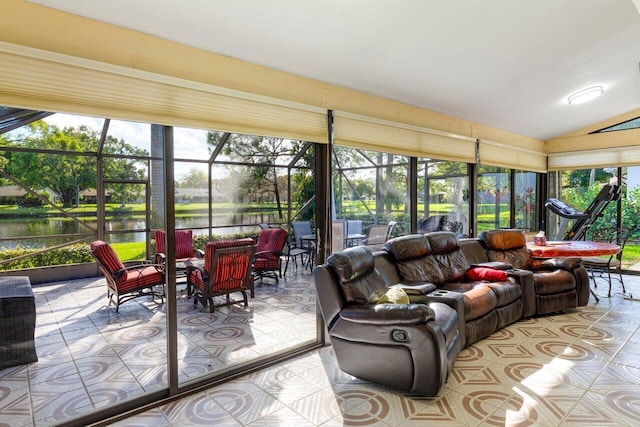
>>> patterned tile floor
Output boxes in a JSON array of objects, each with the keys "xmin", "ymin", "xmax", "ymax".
[
  {"xmin": 115, "ymin": 277, "xmax": 640, "ymax": 427},
  {"xmin": 2, "ymin": 271, "xmax": 640, "ymax": 426},
  {"xmin": 0, "ymin": 266, "xmax": 317, "ymax": 426}
]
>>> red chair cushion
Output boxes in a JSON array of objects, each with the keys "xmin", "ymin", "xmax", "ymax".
[
  {"xmin": 91, "ymin": 240, "xmax": 125, "ymax": 273},
  {"xmin": 118, "ymin": 266, "xmax": 164, "ymax": 292},
  {"xmin": 254, "ymin": 258, "xmax": 280, "ymax": 270},
  {"xmin": 212, "ymin": 248, "xmax": 253, "ymax": 291},
  {"xmin": 256, "ymin": 228, "xmax": 288, "ymax": 261},
  {"xmin": 175, "ymin": 230, "xmax": 195, "ymax": 259},
  {"xmin": 465, "ymin": 267, "xmax": 508, "ymax": 282},
  {"xmin": 204, "ymin": 238, "xmax": 255, "ymax": 274},
  {"xmin": 155, "ymin": 230, "xmax": 166, "ymax": 255},
  {"xmin": 188, "ymin": 269, "xmax": 205, "ymax": 291},
  {"xmin": 156, "ymin": 230, "xmax": 195, "ymax": 259}
]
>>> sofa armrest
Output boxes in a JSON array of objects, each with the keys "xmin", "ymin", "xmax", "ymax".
[
  {"xmin": 505, "ymin": 268, "xmax": 536, "ymax": 318},
  {"xmin": 470, "ymin": 261, "xmax": 513, "ymax": 270},
  {"xmin": 531, "ymin": 257, "xmax": 582, "ymax": 271},
  {"xmin": 389, "ymin": 282, "xmax": 437, "ymax": 295},
  {"xmin": 423, "ymin": 289, "xmax": 466, "ymax": 348},
  {"xmin": 339, "ymin": 304, "xmax": 435, "ymax": 326}
]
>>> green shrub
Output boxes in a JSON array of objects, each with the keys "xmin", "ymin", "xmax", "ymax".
[{"xmin": 0, "ymin": 244, "xmax": 94, "ymax": 271}]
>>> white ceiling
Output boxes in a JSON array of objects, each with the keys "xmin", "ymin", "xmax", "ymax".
[{"xmin": 28, "ymin": 0, "xmax": 640, "ymax": 141}]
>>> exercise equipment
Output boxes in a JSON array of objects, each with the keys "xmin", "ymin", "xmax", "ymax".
[{"xmin": 545, "ymin": 184, "xmax": 621, "ymax": 241}]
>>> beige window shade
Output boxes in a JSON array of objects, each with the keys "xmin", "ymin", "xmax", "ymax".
[
  {"xmin": 333, "ymin": 111, "xmax": 476, "ymax": 162},
  {"xmin": 479, "ymin": 140, "xmax": 547, "ymax": 173},
  {"xmin": 548, "ymin": 146, "xmax": 640, "ymax": 171},
  {"xmin": 0, "ymin": 42, "xmax": 328, "ymax": 143}
]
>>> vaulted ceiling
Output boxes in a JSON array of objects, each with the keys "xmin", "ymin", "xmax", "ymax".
[{"xmin": 27, "ymin": 0, "xmax": 640, "ymax": 141}]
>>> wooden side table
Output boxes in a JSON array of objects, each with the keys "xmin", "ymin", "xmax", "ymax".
[{"xmin": 0, "ymin": 276, "xmax": 38, "ymax": 368}]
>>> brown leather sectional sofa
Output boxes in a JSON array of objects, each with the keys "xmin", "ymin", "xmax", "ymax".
[
  {"xmin": 314, "ymin": 229, "xmax": 589, "ymax": 397},
  {"xmin": 462, "ymin": 229, "xmax": 590, "ymax": 315}
]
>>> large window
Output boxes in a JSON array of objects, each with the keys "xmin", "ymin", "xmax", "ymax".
[
  {"xmin": 0, "ymin": 109, "xmax": 320, "ymax": 424},
  {"xmin": 514, "ymin": 170, "xmax": 538, "ymax": 232},
  {"xmin": 477, "ymin": 165, "xmax": 512, "ymax": 233},
  {"xmin": 549, "ymin": 167, "xmax": 640, "ymax": 271},
  {"xmin": 332, "ymin": 146, "xmax": 410, "ymax": 237},
  {"xmin": 417, "ymin": 158, "xmax": 469, "ymax": 236}
]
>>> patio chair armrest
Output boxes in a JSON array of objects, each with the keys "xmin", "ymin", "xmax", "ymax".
[
  {"xmin": 195, "ymin": 249, "xmax": 204, "ymax": 258},
  {"xmin": 255, "ymin": 250, "xmax": 281, "ymax": 258},
  {"xmin": 186, "ymin": 264, "xmax": 205, "ymax": 274},
  {"xmin": 113, "ymin": 261, "xmax": 149, "ymax": 279},
  {"xmin": 186, "ymin": 264, "xmax": 207, "ymax": 281},
  {"xmin": 120, "ymin": 263, "xmax": 165, "ymax": 275},
  {"xmin": 123, "ymin": 260, "xmax": 151, "ymax": 267}
]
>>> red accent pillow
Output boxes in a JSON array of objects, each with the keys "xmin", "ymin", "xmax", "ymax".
[{"xmin": 465, "ymin": 267, "xmax": 508, "ymax": 282}]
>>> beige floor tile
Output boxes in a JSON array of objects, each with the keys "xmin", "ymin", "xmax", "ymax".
[{"xmin": 9, "ymin": 273, "xmax": 640, "ymax": 425}]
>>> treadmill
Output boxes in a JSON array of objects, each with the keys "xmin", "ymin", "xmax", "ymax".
[{"xmin": 545, "ymin": 184, "xmax": 621, "ymax": 241}]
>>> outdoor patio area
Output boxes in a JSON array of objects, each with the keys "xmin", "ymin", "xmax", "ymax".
[{"xmin": 0, "ymin": 266, "xmax": 317, "ymax": 426}]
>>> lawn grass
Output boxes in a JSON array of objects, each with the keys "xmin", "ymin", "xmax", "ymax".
[
  {"xmin": 622, "ymin": 243, "xmax": 640, "ymax": 267},
  {"xmin": 111, "ymin": 241, "xmax": 147, "ymax": 261}
]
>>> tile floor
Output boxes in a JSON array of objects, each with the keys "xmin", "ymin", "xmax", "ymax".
[
  {"xmin": 2, "ymin": 272, "xmax": 640, "ymax": 426},
  {"xmin": 0, "ymin": 267, "xmax": 317, "ymax": 426},
  {"xmin": 114, "ymin": 277, "xmax": 640, "ymax": 426}
]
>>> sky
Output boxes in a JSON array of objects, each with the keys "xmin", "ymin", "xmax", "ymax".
[{"xmin": 42, "ymin": 113, "xmax": 212, "ymax": 180}]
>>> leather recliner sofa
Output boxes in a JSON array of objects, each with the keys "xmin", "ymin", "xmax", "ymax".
[
  {"xmin": 314, "ymin": 245, "xmax": 463, "ymax": 397},
  {"xmin": 461, "ymin": 229, "xmax": 589, "ymax": 316},
  {"xmin": 375, "ymin": 232, "xmax": 525, "ymax": 346},
  {"xmin": 314, "ymin": 229, "xmax": 589, "ymax": 396}
]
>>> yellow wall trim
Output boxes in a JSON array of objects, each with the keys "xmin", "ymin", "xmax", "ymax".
[
  {"xmin": 545, "ymin": 128, "xmax": 640, "ymax": 154},
  {"xmin": 2, "ymin": 0, "xmax": 543, "ymax": 151}
]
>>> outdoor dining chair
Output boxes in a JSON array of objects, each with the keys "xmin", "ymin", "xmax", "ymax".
[
  {"xmin": 254, "ymin": 227, "xmax": 288, "ymax": 284},
  {"xmin": 154, "ymin": 229, "xmax": 204, "ymax": 266},
  {"xmin": 346, "ymin": 219, "xmax": 366, "ymax": 246},
  {"xmin": 582, "ymin": 227, "xmax": 630, "ymax": 297},
  {"xmin": 187, "ymin": 242, "xmax": 256, "ymax": 313},
  {"xmin": 90, "ymin": 240, "xmax": 165, "ymax": 312},
  {"xmin": 291, "ymin": 221, "xmax": 315, "ymax": 267},
  {"xmin": 363, "ymin": 221, "xmax": 397, "ymax": 250},
  {"xmin": 185, "ymin": 238, "xmax": 255, "ymax": 298}
]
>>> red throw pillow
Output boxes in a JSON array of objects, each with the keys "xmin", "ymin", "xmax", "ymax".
[{"xmin": 465, "ymin": 267, "xmax": 508, "ymax": 282}]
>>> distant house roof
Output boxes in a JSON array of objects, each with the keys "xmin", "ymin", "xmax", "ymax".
[
  {"xmin": 176, "ymin": 187, "xmax": 229, "ymax": 200},
  {"xmin": 0, "ymin": 185, "xmax": 61, "ymax": 200},
  {"xmin": 176, "ymin": 188, "xmax": 209, "ymax": 198},
  {"xmin": 0, "ymin": 185, "xmax": 27, "ymax": 197}
]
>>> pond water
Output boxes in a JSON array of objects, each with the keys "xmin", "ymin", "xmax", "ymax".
[{"xmin": 0, "ymin": 212, "xmax": 282, "ymax": 249}]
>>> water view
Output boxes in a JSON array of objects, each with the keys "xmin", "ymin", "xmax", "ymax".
[{"xmin": 0, "ymin": 212, "xmax": 282, "ymax": 249}]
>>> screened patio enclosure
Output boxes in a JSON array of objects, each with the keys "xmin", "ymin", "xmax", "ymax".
[
  {"xmin": 0, "ymin": 108, "xmax": 317, "ymax": 264},
  {"xmin": 0, "ymin": 107, "xmax": 323, "ymax": 425}
]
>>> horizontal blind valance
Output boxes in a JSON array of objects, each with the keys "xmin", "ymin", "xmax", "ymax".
[
  {"xmin": 0, "ymin": 42, "xmax": 328, "ymax": 143},
  {"xmin": 548, "ymin": 146, "xmax": 640, "ymax": 170},
  {"xmin": 479, "ymin": 140, "xmax": 547, "ymax": 173},
  {"xmin": 333, "ymin": 111, "xmax": 476, "ymax": 163}
]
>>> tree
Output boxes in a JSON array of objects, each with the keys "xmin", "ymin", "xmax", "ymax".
[
  {"xmin": 4, "ymin": 121, "xmax": 147, "ymax": 208},
  {"xmin": 377, "ymin": 153, "xmax": 406, "ymax": 215},
  {"xmin": 566, "ymin": 169, "xmax": 611, "ymax": 188},
  {"xmin": 178, "ymin": 168, "xmax": 208, "ymax": 188},
  {"xmin": 354, "ymin": 180, "xmax": 375, "ymax": 200},
  {"xmin": 208, "ymin": 133, "xmax": 300, "ymax": 220}
]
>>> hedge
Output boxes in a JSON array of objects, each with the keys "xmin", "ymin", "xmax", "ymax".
[{"xmin": 0, "ymin": 244, "xmax": 94, "ymax": 271}]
